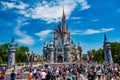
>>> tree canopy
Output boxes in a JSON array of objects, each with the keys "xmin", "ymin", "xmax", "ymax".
[{"xmin": 0, "ymin": 43, "xmax": 29, "ymax": 65}]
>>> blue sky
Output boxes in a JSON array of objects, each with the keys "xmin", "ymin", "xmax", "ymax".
[{"xmin": 0, "ymin": 0, "xmax": 120, "ymax": 54}]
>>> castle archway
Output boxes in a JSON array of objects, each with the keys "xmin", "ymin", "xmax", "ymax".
[{"xmin": 57, "ymin": 55, "xmax": 63, "ymax": 63}]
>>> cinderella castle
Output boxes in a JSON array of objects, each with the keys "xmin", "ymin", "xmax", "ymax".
[{"xmin": 43, "ymin": 8, "xmax": 82, "ymax": 63}]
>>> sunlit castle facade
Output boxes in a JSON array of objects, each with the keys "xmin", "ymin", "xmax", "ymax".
[{"xmin": 43, "ymin": 8, "xmax": 82, "ymax": 63}]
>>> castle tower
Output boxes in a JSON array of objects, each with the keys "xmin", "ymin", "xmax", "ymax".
[
  {"xmin": 75, "ymin": 44, "xmax": 79, "ymax": 60},
  {"xmin": 8, "ymin": 36, "xmax": 17, "ymax": 67},
  {"xmin": 64, "ymin": 40, "xmax": 71, "ymax": 62},
  {"xmin": 78, "ymin": 42, "xmax": 82, "ymax": 60},
  {"xmin": 43, "ymin": 42, "xmax": 48, "ymax": 62},
  {"xmin": 49, "ymin": 40, "xmax": 54, "ymax": 63},
  {"xmin": 103, "ymin": 33, "xmax": 113, "ymax": 63}
]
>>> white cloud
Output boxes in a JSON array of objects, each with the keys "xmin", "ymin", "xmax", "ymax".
[
  {"xmin": 101, "ymin": 28, "xmax": 114, "ymax": 32},
  {"xmin": 35, "ymin": 30, "xmax": 53, "ymax": 41},
  {"xmin": 18, "ymin": 10, "xmax": 26, "ymax": 14},
  {"xmin": 84, "ymin": 28, "xmax": 114, "ymax": 34},
  {"xmin": 71, "ymin": 30, "xmax": 82, "ymax": 35},
  {"xmin": 77, "ymin": 0, "xmax": 91, "ymax": 10},
  {"xmin": 91, "ymin": 19, "xmax": 99, "ymax": 22},
  {"xmin": 14, "ymin": 20, "xmax": 35, "ymax": 45},
  {"xmin": 71, "ymin": 17, "xmax": 82, "ymax": 20},
  {"xmin": 22, "ymin": 22, "xmax": 30, "ymax": 25},
  {"xmin": 1, "ymin": 1, "xmax": 28, "ymax": 10},
  {"xmin": 84, "ymin": 29, "xmax": 100, "ymax": 34},
  {"xmin": 71, "ymin": 28, "xmax": 114, "ymax": 35},
  {"xmin": 1, "ymin": 0, "xmax": 90, "ymax": 23}
]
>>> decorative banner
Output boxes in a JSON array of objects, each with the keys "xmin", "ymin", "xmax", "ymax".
[
  {"xmin": 106, "ymin": 50, "xmax": 110, "ymax": 63},
  {"xmin": 8, "ymin": 52, "xmax": 13, "ymax": 67}
]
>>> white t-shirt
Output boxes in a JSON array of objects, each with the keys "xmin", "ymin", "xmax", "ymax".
[
  {"xmin": 56, "ymin": 70, "xmax": 59, "ymax": 75},
  {"xmin": 96, "ymin": 70, "xmax": 102, "ymax": 75},
  {"xmin": 41, "ymin": 72, "xmax": 47, "ymax": 79},
  {"xmin": 79, "ymin": 74, "xmax": 85, "ymax": 80},
  {"xmin": 33, "ymin": 69, "xmax": 36, "ymax": 73}
]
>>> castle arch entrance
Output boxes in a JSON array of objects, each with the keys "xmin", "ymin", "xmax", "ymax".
[{"xmin": 57, "ymin": 55, "xmax": 63, "ymax": 63}]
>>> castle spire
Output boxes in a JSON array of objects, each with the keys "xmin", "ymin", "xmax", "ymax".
[
  {"xmin": 62, "ymin": 6, "xmax": 66, "ymax": 23},
  {"xmin": 104, "ymin": 32, "xmax": 107, "ymax": 42},
  {"xmin": 11, "ymin": 36, "xmax": 14, "ymax": 43}
]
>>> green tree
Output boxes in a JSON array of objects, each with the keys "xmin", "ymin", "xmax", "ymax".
[
  {"xmin": 92, "ymin": 48, "xmax": 104, "ymax": 63},
  {"xmin": 0, "ymin": 43, "xmax": 9, "ymax": 63},
  {"xmin": 16, "ymin": 46, "xmax": 29, "ymax": 63},
  {"xmin": 0, "ymin": 56, "xmax": 3, "ymax": 64},
  {"xmin": 110, "ymin": 42, "xmax": 120, "ymax": 64}
]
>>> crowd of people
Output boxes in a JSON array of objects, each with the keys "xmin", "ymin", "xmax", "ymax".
[
  {"xmin": 27, "ymin": 63, "xmax": 120, "ymax": 80},
  {"xmin": 0, "ymin": 63, "xmax": 120, "ymax": 80}
]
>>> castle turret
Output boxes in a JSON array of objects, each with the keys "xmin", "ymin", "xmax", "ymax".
[
  {"xmin": 8, "ymin": 36, "xmax": 17, "ymax": 68},
  {"xmin": 49, "ymin": 41, "xmax": 54, "ymax": 63},
  {"xmin": 43, "ymin": 42, "xmax": 48, "ymax": 61},
  {"xmin": 64, "ymin": 40, "xmax": 71, "ymax": 62},
  {"xmin": 103, "ymin": 33, "xmax": 113, "ymax": 63},
  {"xmin": 75, "ymin": 44, "xmax": 79, "ymax": 60},
  {"xmin": 78, "ymin": 42, "xmax": 82, "ymax": 60}
]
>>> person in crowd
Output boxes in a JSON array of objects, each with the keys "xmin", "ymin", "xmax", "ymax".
[
  {"xmin": 28, "ymin": 70, "xmax": 33, "ymax": 80},
  {"xmin": 10, "ymin": 70, "xmax": 16, "ymax": 80},
  {"xmin": 115, "ymin": 72, "xmax": 120, "ymax": 80},
  {"xmin": 1, "ymin": 75, "xmax": 6, "ymax": 80},
  {"xmin": 60, "ymin": 73, "xmax": 67, "ymax": 80},
  {"xmin": 96, "ymin": 66, "xmax": 102, "ymax": 80},
  {"xmin": 33, "ymin": 67, "xmax": 37, "ymax": 78},
  {"xmin": 40, "ymin": 69, "xmax": 47, "ymax": 80},
  {"xmin": 72, "ymin": 71, "xmax": 77, "ymax": 80},
  {"xmin": 17, "ymin": 69, "xmax": 22, "ymax": 79},
  {"xmin": 87, "ymin": 69, "xmax": 95, "ymax": 80},
  {"xmin": 20, "ymin": 68, "xmax": 24, "ymax": 78},
  {"xmin": 46, "ymin": 71, "xmax": 52, "ymax": 80},
  {"xmin": 1, "ymin": 67, "xmax": 6, "ymax": 80},
  {"xmin": 35, "ymin": 69, "xmax": 40, "ymax": 79},
  {"xmin": 77, "ymin": 71, "xmax": 85, "ymax": 80}
]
